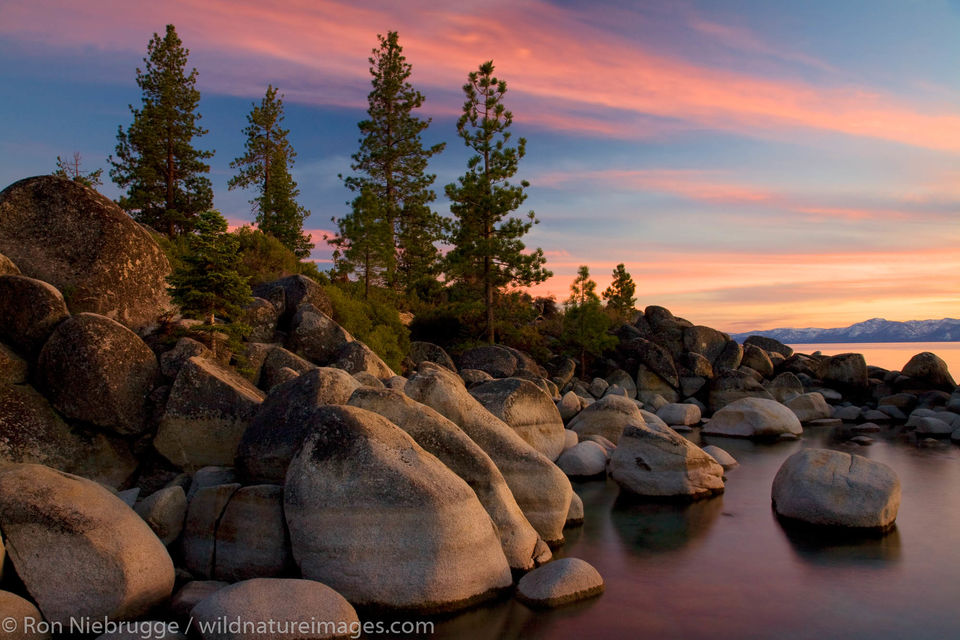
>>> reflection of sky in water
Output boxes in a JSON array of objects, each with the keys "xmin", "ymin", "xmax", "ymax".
[{"xmin": 402, "ymin": 427, "xmax": 960, "ymax": 640}]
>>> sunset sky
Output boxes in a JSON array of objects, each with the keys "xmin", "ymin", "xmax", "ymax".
[{"xmin": 1, "ymin": 0, "xmax": 959, "ymax": 332}]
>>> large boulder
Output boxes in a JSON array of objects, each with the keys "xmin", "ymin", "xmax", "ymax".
[
  {"xmin": 284, "ymin": 406, "xmax": 513, "ymax": 612},
  {"xmin": 901, "ymin": 352, "xmax": 956, "ymax": 391},
  {"xmin": 765, "ymin": 371, "xmax": 804, "ymax": 403},
  {"xmin": 555, "ymin": 441, "xmax": 608, "ymax": 478},
  {"xmin": 772, "ymin": 449, "xmax": 900, "ymax": 529},
  {"xmin": 0, "ymin": 342, "xmax": 27, "ymax": 384},
  {"xmin": 134, "ymin": 486, "xmax": 187, "ymax": 546},
  {"xmin": 182, "ymin": 484, "xmax": 240, "ymax": 579},
  {"xmin": 683, "ymin": 325, "xmax": 728, "ymax": 364},
  {"xmin": 287, "ymin": 304, "xmax": 352, "ymax": 365},
  {"xmin": 0, "ymin": 176, "xmax": 171, "ymax": 330},
  {"xmin": 407, "ymin": 341, "xmax": 456, "ymax": 372},
  {"xmin": 252, "ymin": 275, "xmax": 332, "ymax": 325},
  {"xmin": 635, "ymin": 363, "xmax": 679, "ymax": 404},
  {"xmin": 242, "ymin": 297, "xmax": 278, "ymax": 344},
  {"xmin": 405, "ymin": 363, "xmax": 573, "ymax": 545},
  {"xmin": 154, "ymin": 357, "xmax": 265, "ymax": 471},
  {"xmin": 214, "ymin": 485, "xmax": 294, "ymax": 582},
  {"xmin": 744, "ymin": 335, "xmax": 793, "ymax": 358},
  {"xmin": 469, "ymin": 378, "xmax": 566, "ymax": 461},
  {"xmin": 567, "ymin": 394, "xmax": 645, "ymax": 445},
  {"xmin": 332, "ymin": 340, "xmax": 394, "ymax": 379},
  {"xmin": 657, "ymin": 402, "xmax": 701, "ymax": 426},
  {"xmin": 257, "ymin": 345, "xmax": 316, "ymax": 391},
  {"xmin": 822, "ymin": 353, "xmax": 868, "ymax": 391},
  {"xmin": 459, "ymin": 345, "xmax": 545, "ymax": 379},
  {"xmin": 0, "ymin": 252, "xmax": 19, "ymax": 275},
  {"xmin": 347, "ymin": 387, "xmax": 549, "ymax": 571},
  {"xmin": 236, "ymin": 367, "xmax": 360, "ymax": 484},
  {"xmin": 785, "ymin": 392, "xmax": 832, "ymax": 423},
  {"xmin": 713, "ymin": 340, "xmax": 744, "ymax": 371},
  {"xmin": 190, "ymin": 579, "xmax": 358, "ymax": 640},
  {"xmin": 0, "ymin": 383, "xmax": 136, "ymax": 488},
  {"xmin": 741, "ymin": 344, "xmax": 774, "ymax": 379},
  {"xmin": 0, "ymin": 591, "xmax": 49, "ymax": 640},
  {"xmin": 609, "ymin": 424, "xmax": 724, "ymax": 499},
  {"xmin": 703, "ymin": 397, "xmax": 803, "ymax": 438},
  {"xmin": 515, "ymin": 558, "xmax": 604, "ymax": 609},
  {"xmin": 0, "ymin": 275, "xmax": 69, "ymax": 356},
  {"xmin": 0, "ymin": 464, "xmax": 174, "ymax": 623},
  {"xmin": 708, "ymin": 369, "xmax": 774, "ymax": 412},
  {"xmin": 37, "ymin": 313, "xmax": 157, "ymax": 435}
]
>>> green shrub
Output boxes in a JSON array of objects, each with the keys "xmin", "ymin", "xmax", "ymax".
[{"xmin": 324, "ymin": 283, "xmax": 409, "ymax": 372}]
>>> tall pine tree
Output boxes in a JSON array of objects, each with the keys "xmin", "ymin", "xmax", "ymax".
[
  {"xmin": 229, "ymin": 85, "xmax": 313, "ymax": 258},
  {"xmin": 602, "ymin": 263, "xmax": 637, "ymax": 321},
  {"xmin": 563, "ymin": 266, "xmax": 616, "ymax": 376},
  {"xmin": 334, "ymin": 31, "xmax": 445, "ymax": 297},
  {"xmin": 110, "ymin": 24, "xmax": 213, "ymax": 236},
  {"xmin": 445, "ymin": 60, "xmax": 551, "ymax": 344}
]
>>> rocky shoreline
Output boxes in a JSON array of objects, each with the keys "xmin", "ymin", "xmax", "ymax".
[{"xmin": 0, "ymin": 176, "xmax": 957, "ymax": 638}]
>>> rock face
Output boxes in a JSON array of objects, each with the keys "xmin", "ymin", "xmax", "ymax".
[
  {"xmin": 236, "ymin": 367, "xmax": 360, "ymax": 484},
  {"xmin": 771, "ymin": 449, "xmax": 900, "ymax": 530},
  {"xmin": 708, "ymin": 369, "xmax": 774, "ymax": 412},
  {"xmin": 460, "ymin": 345, "xmax": 544, "ymax": 379},
  {"xmin": 902, "ymin": 352, "xmax": 956, "ymax": 391},
  {"xmin": 0, "ymin": 383, "xmax": 136, "ymax": 488},
  {"xmin": 347, "ymin": 388, "xmax": 548, "ymax": 571},
  {"xmin": 284, "ymin": 406, "xmax": 513, "ymax": 612},
  {"xmin": 0, "ymin": 464, "xmax": 174, "ymax": 623},
  {"xmin": 332, "ymin": 340, "xmax": 394, "ymax": 379},
  {"xmin": 37, "ymin": 313, "xmax": 157, "ymax": 435},
  {"xmin": 702, "ymin": 445, "xmax": 738, "ymax": 470},
  {"xmin": 822, "ymin": 353, "xmax": 868, "ymax": 391},
  {"xmin": 567, "ymin": 394, "xmax": 645, "ymax": 445},
  {"xmin": 744, "ymin": 335, "xmax": 793, "ymax": 358},
  {"xmin": 0, "ymin": 176, "xmax": 171, "ymax": 330},
  {"xmin": 287, "ymin": 304, "xmax": 353, "ymax": 365},
  {"xmin": 470, "ymin": 378, "xmax": 566, "ymax": 461},
  {"xmin": 556, "ymin": 441, "xmax": 608, "ymax": 478},
  {"xmin": 785, "ymin": 392, "xmax": 833, "ymax": 422},
  {"xmin": 0, "ymin": 342, "xmax": 27, "ymax": 384},
  {"xmin": 182, "ymin": 484, "xmax": 240, "ymax": 579},
  {"xmin": 516, "ymin": 558, "xmax": 605, "ymax": 608},
  {"xmin": 657, "ymin": 402, "xmax": 701, "ymax": 426},
  {"xmin": 405, "ymin": 363, "xmax": 573, "ymax": 545},
  {"xmin": 190, "ymin": 579, "xmax": 359, "ymax": 640},
  {"xmin": 155, "ymin": 357, "xmax": 265, "ymax": 470},
  {"xmin": 214, "ymin": 485, "xmax": 293, "ymax": 582},
  {"xmin": 0, "ymin": 252, "xmax": 19, "ymax": 275},
  {"xmin": 252, "ymin": 275, "xmax": 332, "ymax": 325},
  {"xmin": 408, "ymin": 341, "xmax": 456, "ymax": 371},
  {"xmin": 0, "ymin": 591, "xmax": 49, "ymax": 640},
  {"xmin": 134, "ymin": 486, "xmax": 187, "ymax": 546},
  {"xmin": 0, "ymin": 275, "xmax": 69, "ymax": 356},
  {"xmin": 609, "ymin": 424, "xmax": 724, "ymax": 499},
  {"xmin": 703, "ymin": 397, "xmax": 803, "ymax": 438}
]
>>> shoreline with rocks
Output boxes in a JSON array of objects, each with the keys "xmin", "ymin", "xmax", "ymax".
[{"xmin": 1, "ymin": 176, "xmax": 957, "ymax": 638}]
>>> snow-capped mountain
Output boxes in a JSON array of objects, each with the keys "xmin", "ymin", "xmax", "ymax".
[{"xmin": 730, "ymin": 318, "xmax": 960, "ymax": 344}]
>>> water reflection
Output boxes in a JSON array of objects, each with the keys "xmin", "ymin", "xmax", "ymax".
[
  {"xmin": 776, "ymin": 516, "xmax": 903, "ymax": 567},
  {"xmin": 611, "ymin": 491, "xmax": 724, "ymax": 555}
]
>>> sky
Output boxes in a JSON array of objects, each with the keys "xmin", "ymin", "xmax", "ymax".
[{"xmin": 1, "ymin": 0, "xmax": 959, "ymax": 332}]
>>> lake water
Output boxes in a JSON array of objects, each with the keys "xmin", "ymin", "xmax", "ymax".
[
  {"xmin": 787, "ymin": 342, "xmax": 960, "ymax": 379},
  {"xmin": 400, "ymin": 427, "xmax": 960, "ymax": 639}
]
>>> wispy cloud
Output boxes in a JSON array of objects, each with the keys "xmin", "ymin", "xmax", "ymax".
[{"xmin": 5, "ymin": 0, "xmax": 960, "ymax": 150}]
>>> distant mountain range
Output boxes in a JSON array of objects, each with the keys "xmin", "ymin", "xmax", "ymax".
[{"xmin": 730, "ymin": 318, "xmax": 960, "ymax": 344}]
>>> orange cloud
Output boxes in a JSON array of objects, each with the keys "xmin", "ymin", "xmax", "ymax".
[{"xmin": 5, "ymin": 0, "xmax": 960, "ymax": 150}]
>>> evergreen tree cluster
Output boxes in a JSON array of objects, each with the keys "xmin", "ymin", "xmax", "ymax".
[{"xmin": 87, "ymin": 23, "xmax": 640, "ymax": 369}]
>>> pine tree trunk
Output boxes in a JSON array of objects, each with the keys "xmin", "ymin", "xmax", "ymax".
[
  {"xmin": 166, "ymin": 128, "xmax": 175, "ymax": 237},
  {"xmin": 485, "ymin": 275, "xmax": 494, "ymax": 344}
]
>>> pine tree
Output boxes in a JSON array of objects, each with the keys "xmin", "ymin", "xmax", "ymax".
[
  {"xmin": 445, "ymin": 60, "xmax": 551, "ymax": 344},
  {"xmin": 229, "ymin": 85, "xmax": 313, "ymax": 258},
  {"xmin": 563, "ymin": 266, "xmax": 616, "ymax": 376},
  {"xmin": 167, "ymin": 210, "xmax": 251, "ymax": 324},
  {"xmin": 53, "ymin": 152, "xmax": 103, "ymax": 188},
  {"xmin": 602, "ymin": 263, "xmax": 637, "ymax": 321},
  {"xmin": 110, "ymin": 24, "xmax": 213, "ymax": 237},
  {"xmin": 336, "ymin": 31, "xmax": 445, "ymax": 296},
  {"xmin": 327, "ymin": 187, "xmax": 394, "ymax": 299}
]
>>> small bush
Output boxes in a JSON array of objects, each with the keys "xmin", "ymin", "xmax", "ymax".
[{"xmin": 324, "ymin": 283, "xmax": 410, "ymax": 372}]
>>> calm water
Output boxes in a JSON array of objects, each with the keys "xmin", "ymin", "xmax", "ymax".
[
  {"xmin": 409, "ymin": 428, "xmax": 960, "ymax": 639},
  {"xmin": 787, "ymin": 342, "xmax": 960, "ymax": 379}
]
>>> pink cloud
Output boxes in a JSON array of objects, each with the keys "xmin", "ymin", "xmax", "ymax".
[{"xmin": 5, "ymin": 0, "xmax": 960, "ymax": 150}]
